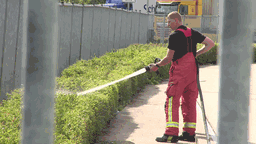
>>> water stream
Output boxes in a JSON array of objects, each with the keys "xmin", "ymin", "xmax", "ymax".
[{"xmin": 77, "ymin": 68, "xmax": 147, "ymax": 96}]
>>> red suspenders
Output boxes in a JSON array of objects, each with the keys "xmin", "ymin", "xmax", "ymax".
[
  {"xmin": 175, "ymin": 27, "xmax": 193, "ymax": 53},
  {"xmin": 175, "ymin": 27, "xmax": 199, "ymax": 74}
]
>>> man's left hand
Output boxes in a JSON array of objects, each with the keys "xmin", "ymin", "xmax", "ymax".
[{"xmin": 149, "ymin": 63, "xmax": 158, "ymax": 72}]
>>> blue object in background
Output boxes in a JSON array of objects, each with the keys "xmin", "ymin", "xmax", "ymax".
[{"xmin": 104, "ymin": 0, "xmax": 133, "ymax": 10}]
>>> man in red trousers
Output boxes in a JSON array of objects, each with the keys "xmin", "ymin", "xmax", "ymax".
[{"xmin": 149, "ymin": 11, "xmax": 215, "ymax": 143}]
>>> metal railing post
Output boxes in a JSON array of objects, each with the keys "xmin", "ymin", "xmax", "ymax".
[
  {"xmin": 138, "ymin": 10, "xmax": 141, "ymax": 43},
  {"xmin": 216, "ymin": 15, "xmax": 219, "ymax": 43},
  {"xmin": 161, "ymin": 14, "xmax": 166, "ymax": 44},
  {"xmin": 119, "ymin": 8, "xmax": 123, "ymax": 48},
  {"xmin": 183, "ymin": 14, "xmax": 185, "ymax": 26},
  {"xmin": 107, "ymin": 6, "xmax": 111, "ymax": 52},
  {"xmin": 147, "ymin": 13, "xmax": 149, "ymax": 44},
  {"xmin": 21, "ymin": 0, "xmax": 58, "ymax": 143},
  {"xmin": 113, "ymin": 7, "xmax": 117, "ymax": 50},
  {"xmin": 218, "ymin": 0, "xmax": 253, "ymax": 143},
  {"xmin": 200, "ymin": 15, "xmax": 203, "ymax": 33},
  {"xmin": 90, "ymin": 4, "xmax": 95, "ymax": 57},
  {"xmin": 129, "ymin": 8, "xmax": 133, "ymax": 45}
]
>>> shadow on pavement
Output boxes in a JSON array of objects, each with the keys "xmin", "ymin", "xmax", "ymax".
[
  {"xmin": 198, "ymin": 63, "xmax": 217, "ymax": 68},
  {"xmin": 128, "ymin": 81, "xmax": 165, "ymax": 107},
  {"xmin": 97, "ymin": 79, "xmax": 164, "ymax": 143},
  {"xmin": 96, "ymin": 63, "xmax": 219, "ymax": 143},
  {"xmin": 95, "ymin": 140, "xmax": 135, "ymax": 144}
]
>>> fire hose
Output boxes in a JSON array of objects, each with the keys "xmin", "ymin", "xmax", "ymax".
[
  {"xmin": 146, "ymin": 58, "xmax": 211, "ymax": 144},
  {"xmin": 77, "ymin": 58, "xmax": 211, "ymax": 143},
  {"xmin": 77, "ymin": 58, "xmax": 161, "ymax": 96}
]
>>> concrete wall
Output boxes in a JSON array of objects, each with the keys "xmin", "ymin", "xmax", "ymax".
[{"xmin": 0, "ymin": 1, "xmax": 153, "ymax": 101}]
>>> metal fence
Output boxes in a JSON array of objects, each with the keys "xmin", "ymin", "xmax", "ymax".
[
  {"xmin": 154, "ymin": 14, "xmax": 256, "ymax": 44},
  {"xmin": 0, "ymin": 1, "xmax": 155, "ymax": 101},
  {"xmin": 2, "ymin": 0, "xmax": 256, "ymax": 143},
  {"xmin": 153, "ymin": 14, "xmax": 220, "ymax": 43}
]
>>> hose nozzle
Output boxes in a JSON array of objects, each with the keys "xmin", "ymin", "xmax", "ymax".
[
  {"xmin": 145, "ymin": 66, "xmax": 151, "ymax": 71},
  {"xmin": 145, "ymin": 58, "xmax": 162, "ymax": 72},
  {"xmin": 154, "ymin": 58, "xmax": 161, "ymax": 63}
]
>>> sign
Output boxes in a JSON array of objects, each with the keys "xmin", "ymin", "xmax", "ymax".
[
  {"xmin": 122, "ymin": 0, "xmax": 136, "ymax": 3},
  {"xmin": 144, "ymin": 4, "xmax": 155, "ymax": 13}
]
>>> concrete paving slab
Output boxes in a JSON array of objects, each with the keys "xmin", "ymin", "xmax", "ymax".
[
  {"xmin": 97, "ymin": 64, "xmax": 256, "ymax": 144},
  {"xmin": 198, "ymin": 64, "xmax": 256, "ymax": 143},
  {"xmin": 196, "ymin": 93, "xmax": 218, "ymax": 135},
  {"xmin": 97, "ymin": 79, "xmax": 214, "ymax": 144}
]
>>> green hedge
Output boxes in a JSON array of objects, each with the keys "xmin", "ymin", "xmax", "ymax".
[
  {"xmin": 0, "ymin": 43, "xmax": 255, "ymax": 144},
  {"xmin": 196, "ymin": 43, "xmax": 218, "ymax": 65},
  {"xmin": 0, "ymin": 43, "xmax": 171, "ymax": 144},
  {"xmin": 196, "ymin": 43, "xmax": 256, "ymax": 64}
]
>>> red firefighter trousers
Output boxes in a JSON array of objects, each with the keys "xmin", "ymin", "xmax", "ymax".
[{"xmin": 164, "ymin": 52, "xmax": 198, "ymax": 136}]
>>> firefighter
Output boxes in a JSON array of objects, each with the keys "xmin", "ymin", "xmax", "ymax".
[{"xmin": 149, "ymin": 11, "xmax": 215, "ymax": 143}]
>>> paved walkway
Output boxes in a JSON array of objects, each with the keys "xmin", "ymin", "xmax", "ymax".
[{"xmin": 96, "ymin": 64, "xmax": 256, "ymax": 144}]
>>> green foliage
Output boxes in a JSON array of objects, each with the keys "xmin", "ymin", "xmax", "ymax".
[
  {"xmin": 196, "ymin": 42, "xmax": 218, "ymax": 65},
  {"xmin": 196, "ymin": 43, "xmax": 256, "ymax": 64},
  {"xmin": 56, "ymin": 43, "xmax": 169, "ymax": 92},
  {"xmin": 0, "ymin": 89, "xmax": 23, "ymax": 144},
  {"xmin": 0, "ymin": 43, "xmax": 255, "ymax": 144},
  {"xmin": 0, "ymin": 43, "xmax": 170, "ymax": 144},
  {"xmin": 54, "ymin": 43, "xmax": 173, "ymax": 143}
]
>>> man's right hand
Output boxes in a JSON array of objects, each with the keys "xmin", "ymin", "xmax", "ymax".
[{"xmin": 196, "ymin": 37, "xmax": 215, "ymax": 57}]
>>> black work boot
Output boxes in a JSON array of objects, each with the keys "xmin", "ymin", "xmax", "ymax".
[
  {"xmin": 156, "ymin": 134, "xmax": 179, "ymax": 143},
  {"xmin": 178, "ymin": 131, "xmax": 195, "ymax": 142}
]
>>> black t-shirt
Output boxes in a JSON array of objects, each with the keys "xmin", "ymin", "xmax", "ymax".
[{"xmin": 168, "ymin": 25, "xmax": 206, "ymax": 62}]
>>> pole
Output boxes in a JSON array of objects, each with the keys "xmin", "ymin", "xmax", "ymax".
[
  {"xmin": 21, "ymin": 0, "xmax": 58, "ymax": 143},
  {"xmin": 216, "ymin": 15, "xmax": 219, "ymax": 43},
  {"xmin": 218, "ymin": 0, "xmax": 253, "ymax": 143},
  {"xmin": 161, "ymin": 14, "xmax": 166, "ymax": 44},
  {"xmin": 128, "ymin": 2, "xmax": 130, "ymax": 11}
]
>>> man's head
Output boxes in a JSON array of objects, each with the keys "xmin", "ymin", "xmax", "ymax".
[{"xmin": 167, "ymin": 11, "xmax": 182, "ymax": 30}]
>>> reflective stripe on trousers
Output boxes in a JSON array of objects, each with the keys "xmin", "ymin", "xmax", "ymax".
[
  {"xmin": 166, "ymin": 97, "xmax": 179, "ymax": 128},
  {"xmin": 168, "ymin": 97, "xmax": 173, "ymax": 122},
  {"xmin": 183, "ymin": 122, "xmax": 196, "ymax": 129},
  {"xmin": 164, "ymin": 52, "xmax": 198, "ymax": 136},
  {"xmin": 166, "ymin": 122, "xmax": 179, "ymax": 128}
]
